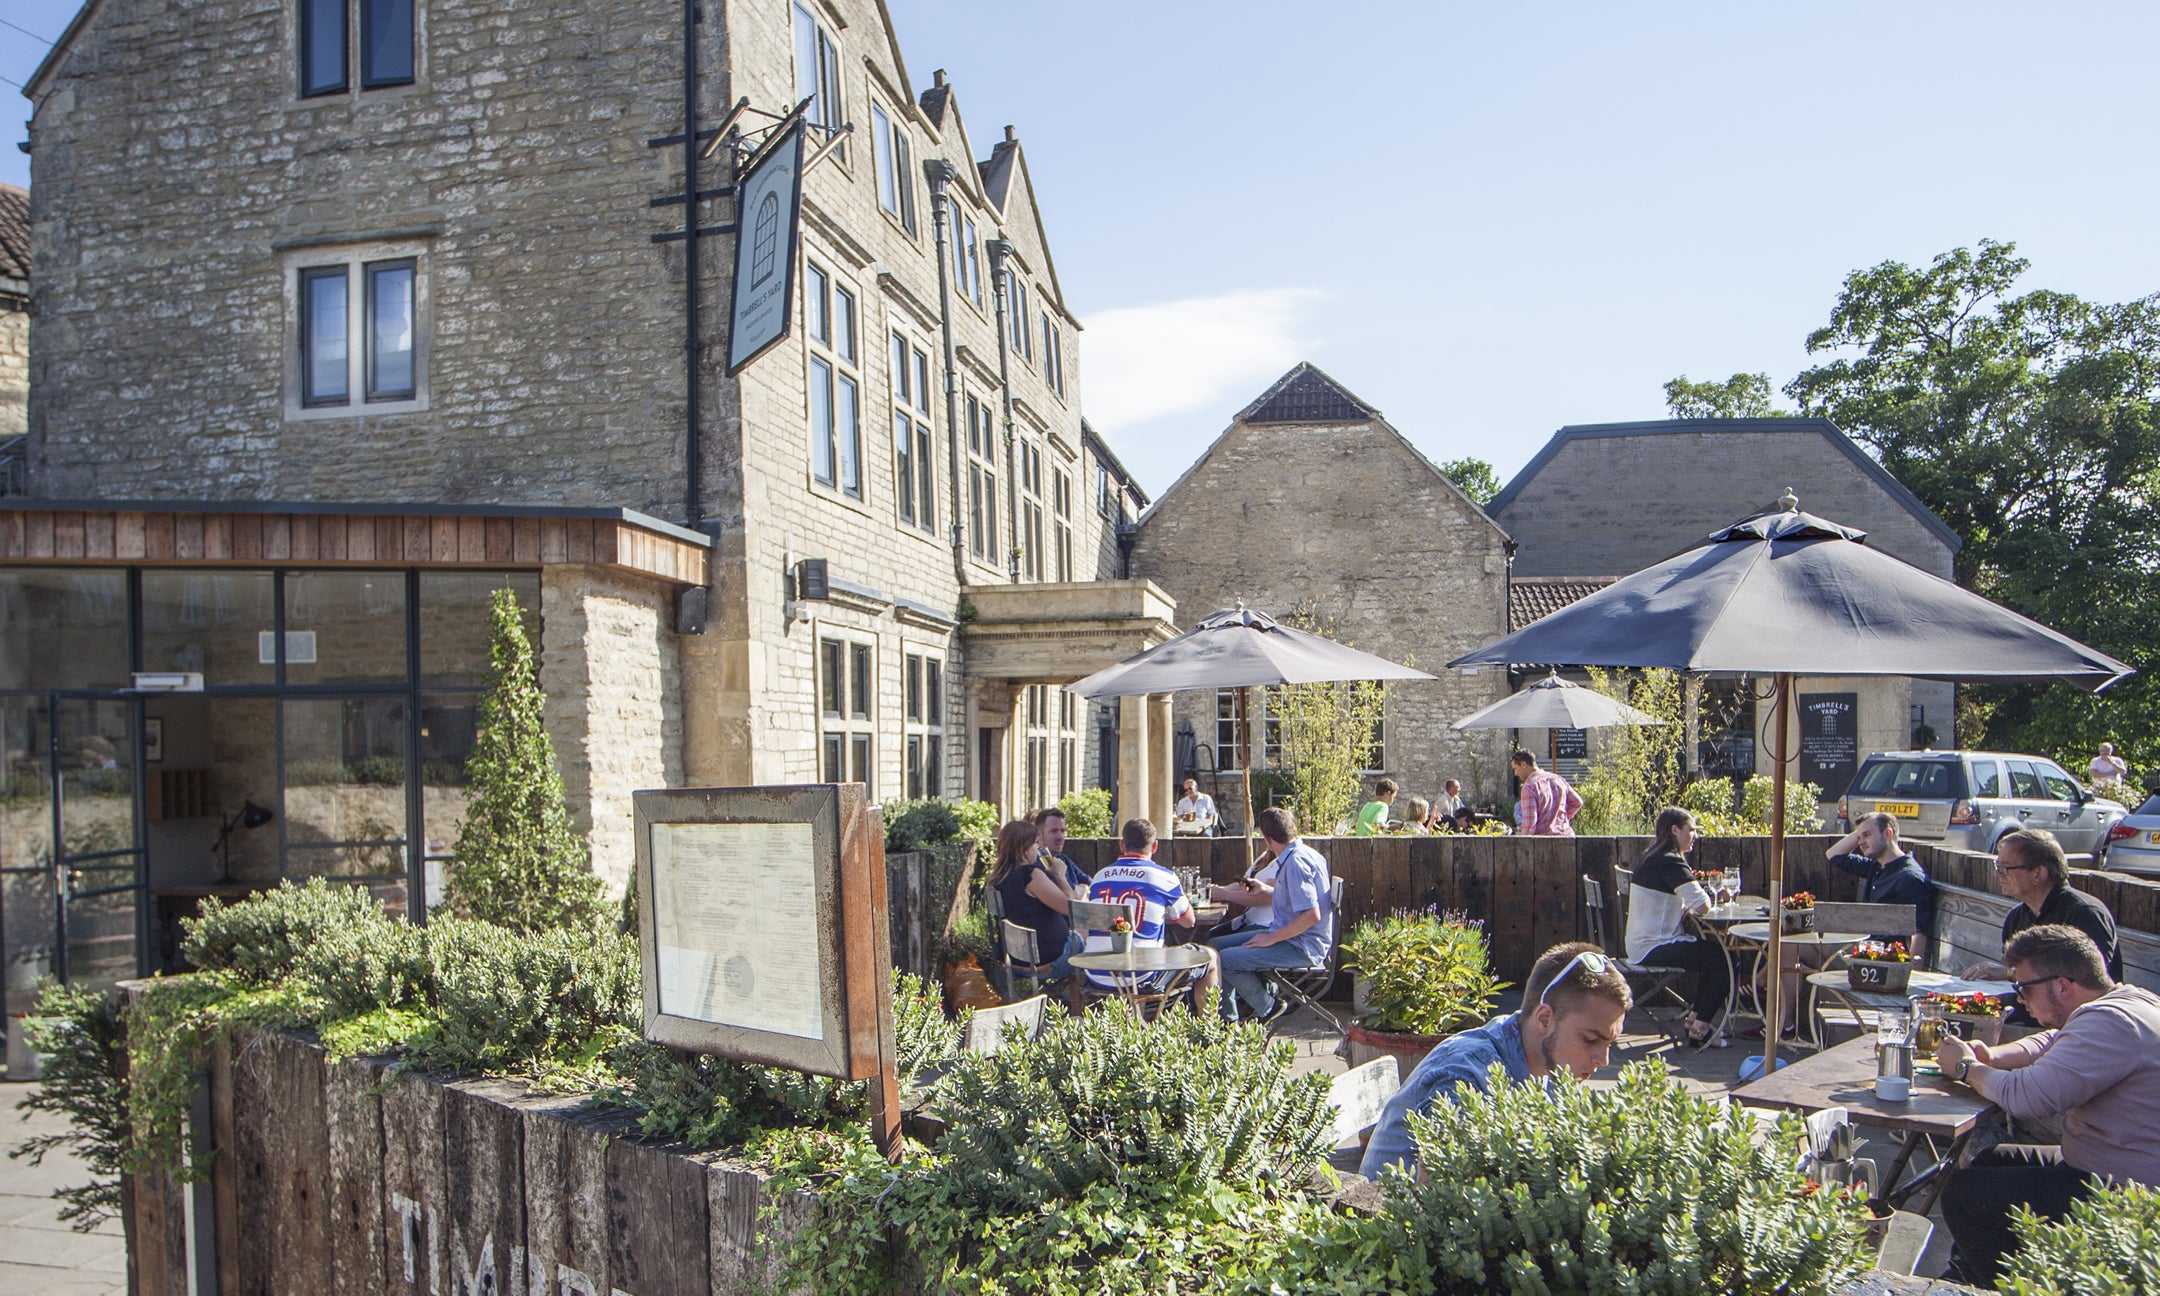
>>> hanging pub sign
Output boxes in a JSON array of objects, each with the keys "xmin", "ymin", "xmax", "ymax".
[
  {"xmin": 725, "ymin": 123, "xmax": 806, "ymax": 374},
  {"xmin": 633, "ymin": 785, "xmax": 892, "ymax": 1081},
  {"xmin": 1798, "ymin": 692, "xmax": 1860, "ymax": 800}
]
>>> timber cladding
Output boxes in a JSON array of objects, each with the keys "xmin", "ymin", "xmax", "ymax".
[{"xmin": 130, "ymin": 1030, "xmax": 814, "ymax": 1296}]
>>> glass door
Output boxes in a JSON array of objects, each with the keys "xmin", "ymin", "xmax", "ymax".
[
  {"xmin": 1, "ymin": 695, "xmax": 55, "ymax": 1028},
  {"xmin": 52, "ymin": 693, "xmax": 146, "ymax": 990}
]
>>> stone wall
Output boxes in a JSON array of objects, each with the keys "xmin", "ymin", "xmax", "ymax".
[
  {"xmin": 1131, "ymin": 401, "xmax": 1514, "ymax": 816},
  {"xmin": 541, "ymin": 565, "xmax": 682, "ymax": 894},
  {"xmin": 0, "ymin": 299, "xmax": 24, "ymax": 440}
]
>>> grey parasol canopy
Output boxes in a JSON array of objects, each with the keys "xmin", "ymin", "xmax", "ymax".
[
  {"xmin": 1451, "ymin": 672, "xmax": 1666, "ymax": 730},
  {"xmin": 1068, "ymin": 606, "xmax": 1435, "ymax": 699}
]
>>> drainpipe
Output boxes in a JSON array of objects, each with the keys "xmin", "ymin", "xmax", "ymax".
[
  {"xmin": 923, "ymin": 159, "xmax": 970, "ymax": 589},
  {"xmin": 986, "ymin": 237, "xmax": 1020, "ymax": 582},
  {"xmin": 680, "ymin": 0, "xmax": 703, "ymax": 528}
]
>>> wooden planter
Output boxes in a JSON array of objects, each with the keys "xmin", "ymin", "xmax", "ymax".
[
  {"xmin": 1342, "ymin": 1020, "xmax": 1453, "ymax": 1073},
  {"xmin": 1781, "ymin": 909, "xmax": 1816, "ymax": 935},
  {"xmin": 1949, "ymin": 1012, "xmax": 2004, "ymax": 1046},
  {"xmin": 1846, "ymin": 959, "xmax": 1913, "ymax": 993}
]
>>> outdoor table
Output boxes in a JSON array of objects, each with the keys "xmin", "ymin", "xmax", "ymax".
[
  {"xmin": 1068, "ymin": 945, "xmax": 1211, "ymax": 1011},
  {"xmin": 1168, "ymin": 904, "xmax": 1230, "ymax": 945},
  {"xmin": 1724, "ymin": 922, "xmax": 1869, "ymax": 1046},
  {"xmin": 1690, "ymin": 903, "xmax": 1775, "ymax": 1034},
  {"xmin": 1733, "ymin": 1034, "xmax": 1994, "ymax": 1209},
  {"xmin": 1807, "ymin": 971, "xmax": 2016, "ymax": 1041}
]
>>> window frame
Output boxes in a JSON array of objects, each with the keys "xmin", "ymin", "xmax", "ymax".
[
  {"xmin": 297, "ymin": 0, "xmax": 416, "ymax": 99},
  {"xmin": 285, "ymin": 242, "xmax": 429, "ymax": 421},
  {"xmin": 299, "ymin": 0, "xmax": 350, "ymax": 97},
  {"xmin": 963, "ymin": 394, "xmax": 1000, "ymax": 567},
  {"xmin": 791, "ymin": 3, "xmax": 845, "ymax": 158},
  {"xmin": 358, "ymin": 0, "xmax": 416, "ymax": 90},
  {"xmin": 871, "ymin": 104, "xmax": 918, "ymax": 237},
  {"xmin": 1006, "ymin": 271, "xmax": 1032, "ymax": 362},
  {"xmin": 817, "ymin": 628, "xmax": 877, "ymax": 796},
  {"xmin": 1052, "ymin": 467, "xmax": 1074, "ymax": 582},
  {"xmin": 1041, "ymin": 313, "xmax": 1065, "ymax": 397},
  {"xmin": 958, "ymin": 211, "xmax": 984, "ymax": 309},
  {"xmin": 903, "ymin": 648, "xmax": 946, "ymax": 799},
  {"xmin": 805, "ymin": 259, "xmax": 864, "ymax": 499},
  {"xmin": 1017, "ymin": 438, "xmax": 1045, "ymax": 581},
  {"xmin": 890, "ymin": 329, "xmax": 937, "ymax": 535}
]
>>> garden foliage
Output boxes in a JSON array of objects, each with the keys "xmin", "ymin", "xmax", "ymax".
[
  {"xmin": 444, "ymin": 586, "xmax": 607, "ymax": 934},
  {"xmin": 1054, "ymin": 786, "xmax": 1113, "ymax": 838},
  {"xmin": 1339, "ymin": 912, "xmax": 1504, "ymax": 1036},
  {"xmin": 2001, "ymin": 1182, "xmax": 2160, "ymax": 1296}
]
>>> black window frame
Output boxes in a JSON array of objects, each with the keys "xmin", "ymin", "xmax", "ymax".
[
  {"xmin": 299, "ymin": 0, "xmax": 351, "ymax": 98},
  {"xmin": 299, "ymin": 266, "xmax": 352, "ymax": 407},
  {"xmin": 363, "ymin": 259, "xmax": 418, "ymax": 403},
  {"xmin": 358, "ymin": 0, "xmax": 417, "ymax": 89}
]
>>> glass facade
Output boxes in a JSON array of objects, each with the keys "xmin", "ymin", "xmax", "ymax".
[{"xmin": 0, "ymin": 565, "xmax": 539, "ymax": 1010}]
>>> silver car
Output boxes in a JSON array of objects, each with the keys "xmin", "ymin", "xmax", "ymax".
[
  {"xmin": 2101, "ymin": 793, "xmax": 2160, "ymax": 878},
  {"xmin": 1838, "ymin": 750, "xmax": 2127, "ymax": 859}
]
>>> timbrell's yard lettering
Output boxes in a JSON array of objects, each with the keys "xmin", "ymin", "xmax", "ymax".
[{"xmin": 393, "ymin": 1192, "xmax": 635, "ymax": 1296}]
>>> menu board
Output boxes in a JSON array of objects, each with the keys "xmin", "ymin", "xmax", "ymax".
[
  {"xmin": 1798, "ymin": 693, "xmax": 1860, "ymax": 800},
  {"xmin": 650, "ymin": 821, "xmax": 825, "ymax": 1041}
]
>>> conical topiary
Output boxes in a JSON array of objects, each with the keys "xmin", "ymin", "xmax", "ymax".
[{"xmin": 444, "ymin": 587, "xmax": 606, "ymax": 933}]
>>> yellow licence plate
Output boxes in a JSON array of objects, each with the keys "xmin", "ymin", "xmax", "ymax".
[
  {"xmin": 2147, "ymin": 831, "xmax": 2160, "ymax": 844},
  {"xmin": 1875, "ymin": 802, "xmax": 1921, "ymax": 817}
]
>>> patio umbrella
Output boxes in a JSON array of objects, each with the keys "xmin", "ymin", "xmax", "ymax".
[
  {"xmin": 1069, "ymin": 606, "xmax": 1435, "ymax": 859},
  {"xmin": 1447, "ymin": 493, "xmax": 2132, "ymax": 1068},
  {"xmin": 1450, "ymin": 671, "xmax": 1667, "ymax": 730}
]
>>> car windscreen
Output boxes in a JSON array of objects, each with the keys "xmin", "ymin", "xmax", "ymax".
[
  {"xmin": 1850, "ymin": 760, "xmax": 1966, "ymax": 800},
  {"xmin": 2138, "ymin": 796, "xmax": 2160, "ymax": 817}
]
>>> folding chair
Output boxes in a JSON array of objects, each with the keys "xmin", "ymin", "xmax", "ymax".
[
  {"xmin": 998, "ymin": 920, "xmax": 1062, "ymax": 1000},
  {"xmin": 1593, "ymin": 871, "xmax": 1694, "ymax": 1037},
  {"xmin": 964, "ymin": 993, "xmax": 1050, "ymax": 1056},
  {"xmin": 1259, "ymin": 876, "xmax": 1347, "ymax": 1035}
]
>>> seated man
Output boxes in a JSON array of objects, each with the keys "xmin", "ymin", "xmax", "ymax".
[
  {"xmin": 1825, "ymin": 811, "xmax": 1935, "ymax": 952},
  {"xmin": 1172, "ymin": 778, "xmax": 1219, "ymax": 835},
  {"xmin": 1936, "ymin": 925, "xmax": 2160, "ymax": 1285},
  {"xmin": 1208, "ymin": 847, "xmax": 1281, "ymax": 942},
  {"xmin": 1214, "ymin": 807, "xmax": 1333, "ymax": 1025},
  {"xmin": 1360, "ymin": 941, "xmax": 1631, "ymax": 1178},
  {"xmin": 1353, "ymin": 778, "xmax": 1398, "ymax": 836},
  {"xmin": 1962, "ymin": 828, "xmax": 2121, "ymax": 984},
  {"xmin": 1081, "ymin": 818, "xmax": 1216, "ymax": 1009}
]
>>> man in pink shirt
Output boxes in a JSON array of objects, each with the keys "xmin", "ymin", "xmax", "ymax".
[
  {"xmin": 1936, "ymin": 924, "xmax": 2160, "ymax": 1284},
  {"xmin": 1511, "ymin": 750, "xmax": 1583, "ymax": 837}
]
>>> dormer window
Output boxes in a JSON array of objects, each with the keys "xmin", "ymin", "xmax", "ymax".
[{"xmin": 300, "ymin": 0, "xmax": 415, "ymax": 98}]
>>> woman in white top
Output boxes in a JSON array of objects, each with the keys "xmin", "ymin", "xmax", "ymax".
[{"xmin": 1623, "ymin": 807, "xmax": 1728, "ymax": 1048}]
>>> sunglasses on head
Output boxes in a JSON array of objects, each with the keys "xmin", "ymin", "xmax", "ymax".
[{"xmin": 1537, "ymin": 950, "xmax": 1613, "ymax": 1008}]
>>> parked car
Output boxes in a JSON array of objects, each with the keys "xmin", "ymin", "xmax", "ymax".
[
  {"xmin": 2101, "ymin": 792, "xmax": 2160, "ymax": 878},
  {"xmin": 1838, "ymin": 750, "xmax": 2127, "ymax": 858}
]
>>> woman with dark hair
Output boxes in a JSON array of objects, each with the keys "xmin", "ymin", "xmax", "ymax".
[
  {"xmin": 989, "ymin": 818, "xmax": 1086, "ymax": 981},
  {"xmin": 1623, "ymin": 807, "xmax": 1728, "ymax": 1048}
]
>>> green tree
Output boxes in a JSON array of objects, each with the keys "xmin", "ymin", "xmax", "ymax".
[
  {"xmin": 1438, "ymin": 456, "xmax": 1501, "ymax": 506},
  {"xmin": 1572, "ymin": 668, "xmax": 1689, "ymax": 834},
  {"xmin": 1663, "ymin": 372, "xmax": 1784, "ymax": 419},
  {"xmin": 1785, "ymin": 240, "xmax": 2160, "ymax": 777},
  {"xmin": 445, "ymin": 588, "xmax": 606, "ymax": 933},
  {"xmin": 1261, "ymin": 606, "xmax": 1389, "ymax": 836}
]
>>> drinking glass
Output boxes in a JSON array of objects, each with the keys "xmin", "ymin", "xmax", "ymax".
[{"xmin": 1914, "ymin": 1000, "xmax": 1947, "ymax": 1055}]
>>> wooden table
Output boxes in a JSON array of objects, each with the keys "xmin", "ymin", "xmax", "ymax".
[
  {"xmin": 1733, "ymin": 1035, "xmax": 1995, "ymax": 1207},
  {"xmin": 1068, "ymin": 945, "xmax": 1212, "ymax": 1011}
]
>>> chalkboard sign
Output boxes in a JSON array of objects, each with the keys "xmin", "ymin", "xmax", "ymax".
[
  {"xmin": 1552, "ymin": 728, "xmax": 1588, "ymax": 761},
  {"xmin": 1798, "ymin": 692, "xmax": 1860, "ymax": 800}
]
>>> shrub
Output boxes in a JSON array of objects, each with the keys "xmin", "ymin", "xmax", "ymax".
[
  {"xmin": 882, "ymin": 798, "xmax": 961, "ymax": 853},
  {"xmin": 445, "ymin": 587, "xmax": 606, "ymax": 934},
  {"xmin": 2001, "ymin": 1181, "xmax": 2160, "ymax": 1296},
  {"xmin": 1339, "ymin": 912, "xmax": 1504, "ymax": 1036},
  {"xmin": 181, "ymin": 877, "xmax": 393, "ymax": 986},
  {"xmin": 1385, "ymin": 1058, "xmax": 1869, "ymax": 1294},
  {"xmin": 1054, "ymin": 787, "xmax": 1113, "ymax": 838},
  {"xmin": 410, "ymin": 917, "xmax": 640, "ymax": 1076},
  {"xmin": 936, "ymin": 905, "xmax": 993, "ymax": 966},
  {"xmin": 1678, "ymin": 776, "xmax": 1738, "ymax": 818},
  {"xmin": 1739, "ymin": 773, "xmax": 1825, "ymax": 832},
  {"xmin": 9, "ymin": 983, "xmax": 129, "ymax": 1230}
]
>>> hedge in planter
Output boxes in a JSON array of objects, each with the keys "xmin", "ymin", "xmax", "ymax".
[
  {"xmin": 2000, "ymin": 1182, "xmax": 2160, "ymax": 1296},
  {"xmin": 1383, "ymin": 1057, "xmax": 1870, "ymax": 1295},
  {"xmin": 1340, "ymin": 912, "xmax": 1505, "ymax": 1037}
]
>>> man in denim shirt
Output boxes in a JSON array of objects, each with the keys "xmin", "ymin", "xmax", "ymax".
[{"xmin": 1360, "ymin": 941, "xmax": 1633, "ymax": 1178}]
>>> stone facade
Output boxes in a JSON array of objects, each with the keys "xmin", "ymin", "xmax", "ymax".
[
  {"xmin": 20, "ymin": 0, "xmax": 1155, "ymax": 874},
  {"xmin": 0, "ymin": 183, "xmax": 25, "ymax": 446},
  {"xmin": 1130, "ymin": 364, "xmax": 1515, "ymax": 820},
  {"xmin": 1492, "ymin": 418, "xmax": 1964, "ymax": 761}
]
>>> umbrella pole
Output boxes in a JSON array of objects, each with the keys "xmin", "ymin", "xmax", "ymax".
[
  {"xmin": 1240, "ymin": 686, "xmax": 1257, "ymax": 873},
  {"xmin": 1763, "ymin": 671, "xmax": 1792, "ymax": 1074}
]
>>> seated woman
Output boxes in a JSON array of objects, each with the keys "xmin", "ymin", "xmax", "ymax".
[
  {"xmin": 1623, "ymin": 808, "xmax": 1728, "ymax": 1048},
  {"xmin": 988, "ymin": 818, "xmax": 1087, "ymax": 982},
  {"xmin": 1401, "ymin": 796, "xmax": 1432, "ymax": 834}
]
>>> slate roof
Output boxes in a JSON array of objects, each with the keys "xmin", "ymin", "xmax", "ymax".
[
  {"xmin": 979, "ymin": 138, "xmax": 1017, "ymax": 212},
  {"xmin": 919, "ymin": 79, "xmax": 951, "ymax": 130},
  {"xmin": 0, "ymin": 185, "xmax": 28, "ymax": 296},
  {"xmin": 1236, "ymin": 362, "xmax": 1377, "ymax": 425},
  {"xmin": 1509, "ymin": 576, "xmax": 1616, "ymax": 631}
]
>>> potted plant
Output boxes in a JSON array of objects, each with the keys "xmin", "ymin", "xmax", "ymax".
[
  {"xmin": 1781, "ymin": 891, "xmax": 1816, "ymax": 934},
  {"xmin": 1106, "ymin": 915, "xmax": 1132, "ymax": 954},
  {"xmin": 1338, "ymin": 911, "xmax": 1505, "ymax": 1072},
  {"xmin": 1845, "ymin": 939, "xmax": 1915, "ymax": 993},
  {"xmin": 1922, "ymin": 990, "xmax": 2004, "ymax": 1046}
]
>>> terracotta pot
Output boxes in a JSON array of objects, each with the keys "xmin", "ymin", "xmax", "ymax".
[{"xmin": 1342, "ymin": 1020, "xmax": 1453, "ymax": 1074}]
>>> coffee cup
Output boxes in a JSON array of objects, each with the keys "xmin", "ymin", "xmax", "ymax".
[{"xmin": 1876, "ymin": 1075, "xmax": 1911, "ymax": 1102}]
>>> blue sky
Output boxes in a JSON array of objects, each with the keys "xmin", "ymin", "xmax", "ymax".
[{"xmin": 8, "ymin": 3, "xmax": 2160, "ymax": 496}]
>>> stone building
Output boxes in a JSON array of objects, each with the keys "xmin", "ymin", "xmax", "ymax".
[
  {"xmin": 2, "ymin": 0, "xmax": 1163, "ymax": 1042},
  {"xmin": 1491, "ymin": 417, "xmax": 1964, "ymax": 798},
  {"xmin": 0, "ymin": 183, "xmax": 26, "ymax": 479},
  {"xmin": 1130, "ymin": 364, "xmax": 1514, "ymax": 826}
]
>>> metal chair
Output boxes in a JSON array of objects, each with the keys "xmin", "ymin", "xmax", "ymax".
[
  {"xmin": 998, "ymin": 920, "xmax": 1061, "ymax": 999},
  {"xmin": 1259, "ymin": 876, "xmax": 1348, "ymax": 1035},
  {"xmin": 1588, "ymin": 872, "xmax": 1694, "ymax": 1034}
]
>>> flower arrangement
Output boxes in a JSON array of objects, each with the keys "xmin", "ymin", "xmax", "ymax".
[
  {"xmin": 1850, "ymin": 940, "xmax": 1913, "ymax": 963},
  {"xmin": 1782, "ymin": 891, "xmax": 1816, "ymax": 911},
  {"xmin": 1923, "ymin": 991, "xmax": 2002, "ymax": 1017},
  {"xmin": 1110, "ymin": 916, "xmax": 1131, "ymax": 934}
]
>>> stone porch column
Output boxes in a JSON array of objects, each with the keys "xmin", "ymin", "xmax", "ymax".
[
  {"xmin": 1147, "ymin": 693, "xmax": 1174, "ymax": 830},
  {"xmin": 1117, "ymin": 694, "xmax": 1148, "ymax": 829}
]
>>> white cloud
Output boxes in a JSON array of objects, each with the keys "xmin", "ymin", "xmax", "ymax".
[{"xmin": 1081, "ymin": 289, "xmax": 1320, "ymax": 430}]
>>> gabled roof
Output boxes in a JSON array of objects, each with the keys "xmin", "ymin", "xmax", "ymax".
[
  {"xmin": 1488, "ymin": 417, "xmax": 1962, "ymax": 553},
  {"xmin": 1510, "ymin": 576, "xmax": 1617, "ymax": 631},
  {"xmin": 0, "ymin": 184, "xmax": 27, "ymax": 295},
  {"xmin": 23, "ymin": 0, "xmax": 109, "ymax": 99},
  {"xmin": 974, "ymin": 129, "xmax": 1070, "ymax": 316},
  {"xmin": 1081, "ymin": 420, "xmax": 1149, "ymax": 509},
  {"xmin": 1237, "ymin": 362, "xmax": 1377, "ymax": 425},
  {"xmin": 1143, "ymin": 363, "xmax": 1509, "ymax": 544},
  {"xmin": 919, "ymin": 79, "xmax": 951, "ymax": 130}
]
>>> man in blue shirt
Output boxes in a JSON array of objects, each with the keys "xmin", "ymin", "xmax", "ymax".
[
  {"xmin": 1825, "ymin": 812, "xmax": 1935, "ymax": 954},
  {"xmin": 1214, "ymin": 807, "xmax": 1335, "ymax": 1024},
  {"xmin": 1359, "ymin": 941, "xmax": 1633, "ymax": 1179}
]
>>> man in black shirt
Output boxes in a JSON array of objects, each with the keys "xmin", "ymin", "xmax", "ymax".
[
  {"xmin": 1962, "ymin": 828, "xmax": 2121, "ymax": 983},
  {"xmin": 1824, "ymin": 812, "xmax": 1936, "ymax": 954}
]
